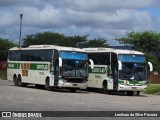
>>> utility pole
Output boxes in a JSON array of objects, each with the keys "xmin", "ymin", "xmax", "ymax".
[{"xmin": 19, "ymin": 14, "xmax": 23, "ymax": 48}]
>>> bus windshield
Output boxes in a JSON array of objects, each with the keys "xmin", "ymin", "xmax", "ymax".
[
  {"xmin": 60, "ymin": 51, "xmax": 88, "ymax": 78},
  {"xmin": 118, "ymin": 54, "xmax": 147, "ymax": 81}
]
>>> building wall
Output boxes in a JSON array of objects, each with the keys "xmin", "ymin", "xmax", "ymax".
[
  {"xmin": 148, "ymin": 72, "xmax": 160, "ymax": 84},
  {"xmin": 0, "ymin": 61, "xmax": 7, "ymax": 70}
]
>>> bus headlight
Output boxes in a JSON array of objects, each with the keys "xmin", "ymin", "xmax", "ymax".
[
  {"xmin": 82, "ymin": 80, "xmax": 88, "ymax": 83},
  {"xmin": 62, "ymin": 79, "xmax": 67, "ymax": 83}
]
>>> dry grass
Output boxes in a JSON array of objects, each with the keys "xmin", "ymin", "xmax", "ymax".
[
  {"xmin": 145, "ymin": 84, "xmax": 160, "ymax": 95},
  {"xmin": 0, "ymin": 70, "xmax": 7, "ymax": 80}
]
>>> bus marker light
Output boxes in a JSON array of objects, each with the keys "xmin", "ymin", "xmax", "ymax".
[
  {"xmin": 73, "ymin": 84, "xmax": 77, "ymax": 86},
  {"xmin": 132, "ymin": 87, "xmax": 137, "ymax": 89}
]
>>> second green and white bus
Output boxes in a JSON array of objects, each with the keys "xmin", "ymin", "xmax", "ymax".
[
  {"xmin": 84, "ymin": 48, "xmax": 153, "ymax": 95},
  {"xmin": 7, "ymin": 45, "xmax": 94, "ymax": 92}
]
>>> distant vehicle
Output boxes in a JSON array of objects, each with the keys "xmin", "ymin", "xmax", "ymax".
[
  {"xmin": 83, "ymin": 48, "xmax": 153, "ymax": 95},
  {"xmin": 7, "ymin": 45, "xmax": 94, "ymax": 92}
]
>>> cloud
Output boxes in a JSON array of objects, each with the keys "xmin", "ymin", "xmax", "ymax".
[
  {"xmin": 0, "ymin": 0, "xmax": 41, "ymax": 7},
  {"xmin": 0, "ymin": 0, "xmax": 159, "ymax": 45},
  {"xmin": 56, "ymin": 0, "xmax": 158, "ymax": 12}
]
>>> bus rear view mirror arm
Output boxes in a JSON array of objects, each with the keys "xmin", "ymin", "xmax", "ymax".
[
  {"xmin": 89, "ymin": 59, "xmax": 94, "ymax": 69},
  {"xmin": 118, "ymin": 60, "xmax": 122, "ymax": 70},
  {"xmin": 148, "ymin": 61, "xmax": 153, "ymax": 72},
  {"xmin": 59, "ymin": 57, "xmax": 62, "ymax": 67}
]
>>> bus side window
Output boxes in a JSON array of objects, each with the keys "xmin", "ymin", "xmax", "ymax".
[
  {"xmin": 111, "ymin": 53, "xmax": 118, "ymax": 74},
  {"xmin": 8, "ymin": 51, "xmax": 12, "ymax": 61},
  {"xmin": 88, "ymin": 52, "xmax": 111, "ymax": 69},
  {"xmin": 8, "ymin": 50, "xmax": 21, "ymax": 61},
  {"xmin": 111, "ymin": 53, "xmax": 118, "ymax": 78}
]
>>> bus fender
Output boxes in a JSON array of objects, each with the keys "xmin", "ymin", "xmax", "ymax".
[
  {"xmin": 13, "ymin": 74, "xmax": 17, "ymax": 79},
  {"xmin": 103, "ymin": 78, "xmax": 110, "ymax": 84},
  {"xmin": 18, "ymin": 72, "xmax": 22, "ymax": 78},
  {"xmin": 104, "ymin": 78, "xmax": 113, "ymax": 88},
  {"xmin": 13, "ymin": 73, "xmax": 21, "ymax": 79},
  {"xmin": 47, "ymin": 75, "xmax": 54, "ymax": 86},
  {"xmin": 102, "ymin": 80, "xmax": 108, "ymax": 86}
]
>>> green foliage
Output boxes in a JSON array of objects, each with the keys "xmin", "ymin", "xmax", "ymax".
[
  {"xmin": 115, "ymin": 30, "xmax": 160, "ymax": 71},
  {"xmin": 22, "ymin": 32, "xmax": 65, "ymax": 47},
  {"xmin": 145, "ymin": 52, "xmax": 160, "ymax": 71},
  {"xmin": 0, "ymin": 70, "xmax": 7, "ymax": 79},
  {"xmin": 0, "ymin": 38, "xmax": 17, "ymax": 60},
  {"xmin": 22, "ymin": 32, "xmax": 109, "ymax": 48},
  {"xmin": 145, "ymin": 84, "xmax": 160, "ymax": 95},
  {"xmin": 82, "ymin": 38, "xmax": 109, "ymax": 48},
  {"xmin": 63, "ymin": 35, "xmax": 88, "ymax": 48}
]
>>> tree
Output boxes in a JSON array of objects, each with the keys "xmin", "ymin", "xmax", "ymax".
[
  {"xmin": 22, "ymin": 32, "xmax": 109, "ymax": 48},
  {"xmin": 63, "ymin": 35, "xmax": 88, "ymax": 48},
  {"xmin": 82, "ymin": 38, "xmax": 109, "ymax": 48},
  {"xmin": 115, "ymin": 30, "xmax": 160, "ymax": 71},
  {"xmin": 0, "ymin": 38, "xmax": 17, "ymax": 61},
  {"xmin": 22, "ymin": 32, "xmax": 65, "ymax": 47}
]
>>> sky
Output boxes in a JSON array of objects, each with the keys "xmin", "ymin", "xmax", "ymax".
[{"xmin": 0, "ymin": 0, "xmax": 160, "ymax": 46}]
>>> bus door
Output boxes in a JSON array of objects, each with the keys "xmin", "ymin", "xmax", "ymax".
[
  {"xmin": 111, "ymin": 53, "xmax": 118, "ymax": 90},
  {"xmin": 54, "ymin": 49, "xmax": 59, "ymax": 87}
]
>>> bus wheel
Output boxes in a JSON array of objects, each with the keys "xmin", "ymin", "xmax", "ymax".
[
  {"xmin": 127, "ymin": 91, "xmax": 134, "ymax": 96},
  {"xmin": 45, "ymin": 78, "xmax": 53, "ymax": 91},
  {"xmin": 137, "ymin": 91, "xmax": 140, "ymax": 96},
  {"xmin": 35, "ymin": 84, "xmax": 44, "ymax": 89},
  {"xmin": 102, "ymin": 81, "xmax": 110, "ymax": 94},
  {"xmin": 17, "ymin": 75, "xmax": 21, "ymax": 86},
  {"xmin": 17, "ymin": 75, "xmax": 27, "ymax": 87},
  {"xmin": 70, "ymin": 88, "xmax": 76, "ymax": 93},
  {"xmin": 13, "ymin": 75, "xmax": 18, "ymax": 86}
]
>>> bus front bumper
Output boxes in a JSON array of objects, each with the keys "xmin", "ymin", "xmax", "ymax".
[
  {"xmin": 118, "ymin": 84, "xmax": 147, "ymax": 92},
  {"xmin": 58, "ymin": 81, "xmax": 87, "ymax": 89}
]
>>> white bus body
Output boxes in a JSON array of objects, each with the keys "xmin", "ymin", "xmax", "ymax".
[
  {"xmin": 7, "ymin": 45, "xmax": 93, "ymax": 92},
  {"xmin": 84, "ymin": 48, "xmax": 153, "ymax": 95}
]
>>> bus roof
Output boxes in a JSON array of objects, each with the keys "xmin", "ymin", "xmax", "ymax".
[
  {"xmin": 9, "ymin": 45, "xmax": 85, "ymax": 52},
  {"xmin": 83, "ymin": 48, "xmax": 144, "ymax": 55}
]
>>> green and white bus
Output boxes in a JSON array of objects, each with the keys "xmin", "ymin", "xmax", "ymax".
[
  {"xmin": 83, "ymin": 48, "xmax": 153, "ymax": 95},
  {"xmin": 7, "ymin": 45, "xmax": 94, "ymax": 92}
]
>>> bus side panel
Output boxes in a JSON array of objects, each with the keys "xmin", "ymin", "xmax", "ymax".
[
  {"xmin": 107, "ymin": 78, "xmax": 114, "ymax": 90},
  {"xmin": 21, "ymin": 70, "xmax": 50, "ymax": 85},
  {"xmin": 7, "ymin": 62, "xmax": 21, "ymax": 81},
  {"xmin": 20, "ymin": 62, "xmax": 51, "ymax": 85},
  {"xmin": 7, "ymin": 69, "xmax": 21, "ymax": 81},
  {"xmin": 7, "ymin": 61, "xmax": 51, "ymax": 85},
  {"xmin": 88, "ymin": 65, "xmax": 109, "ymax": 89}
]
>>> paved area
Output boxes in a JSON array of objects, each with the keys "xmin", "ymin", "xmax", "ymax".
[{"xmin": 0, "ymin": 80, "xmax": 160, "ymax": 120}]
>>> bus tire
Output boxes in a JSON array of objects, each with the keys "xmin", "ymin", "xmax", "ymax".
[
  {"xmin": 17, "ymin": 75, "xmax": 21, "ymax": 86},
  {"xmin": 35, "ymin": 84, "xmax": 44, "ymax": 89},
  {"xmin": 45, "ymin": 78, "xmax": 53, "ymax": 91},
  {"xmin": 13, "ymin": 75, "xmax": 18, "ymax": 86},
  {"xmin": 17, "ymin": 75, "xmax": 27, "ymax": 87},
  {"xmin": 127, "ymin": 91, "xmax": 134, "ymax": 96},
  {"xmin": 102, "ymin": 81, "xmax": 110, "ymax": 94},
  {"xmin": 70, "ymin": 88, "xmax": 76, "ymax": 93},
  {"xmin": 137, "ymin": 91, "xmax": 140, "ymax": 96}
]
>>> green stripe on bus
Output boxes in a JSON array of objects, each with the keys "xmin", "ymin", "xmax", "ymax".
[
  {"xmin": 89, "ymin": 67, "xmax": 106, "ymax": 74},
  {"xmin": 119, "ymin": 80, "xmax": 147, "ymax": 85},
  {"xmin": 8, "ymin": 63, "xmax": 20, "ymax": 69},
  {"xmin": 26, "ymin": 70, "xmax": 28, "ymax": 76},
  {"xmin": 8, "ymin": 62, "xmax": 49, "ymax": 71},
  {"xmin": 30, "ymin": 63, "xmax": 48, "ymax": 70},
  {"xmin": 24, "ymin": 63, "xmax": 26, "ymax": 69}
]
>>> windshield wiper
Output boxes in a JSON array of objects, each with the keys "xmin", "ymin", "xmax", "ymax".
[
  {"xmin": 76, "ymin": 68, "xmax": 84, "ymax": 78},
  {"xmin": 135, "ymin": 72, "xmax": 142, "ymax": 81},
  {"xmin": 61, "ymin": 70, "xmax": 72, "ymax": 77}
]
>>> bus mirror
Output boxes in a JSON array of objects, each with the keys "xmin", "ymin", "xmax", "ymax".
[
  {"xmin": 148, "ymin": 61, "xmax": 153, "ymax": 72},
  {"xmin": 59, "ymin": 57, "xmax": 62, "ymax": 67},
  {"xmin": 89, "ymin": 59, "xmax": 94, "ymax": 69},
  {"xmin": 118, "ymin": 60, "xmax": 122, "ymax": 70}
]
